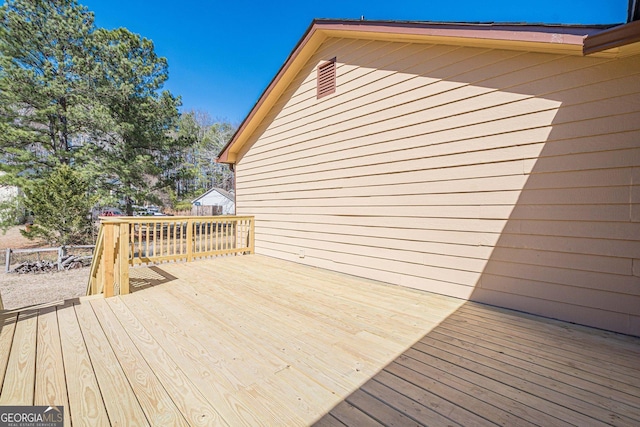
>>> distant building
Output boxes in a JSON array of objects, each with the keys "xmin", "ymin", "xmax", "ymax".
[
  {"xmin": 0, "ymin": 171, "xmax": 19, "ymax": 203},
  {"xmin": 192, "ymin": 188, "xmax": 235, "ymax": 215}
]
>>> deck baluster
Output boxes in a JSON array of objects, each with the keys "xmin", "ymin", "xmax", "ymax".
[{"xmin": 87, "ymin": 216, "xmax": 255, "ymax": 296}]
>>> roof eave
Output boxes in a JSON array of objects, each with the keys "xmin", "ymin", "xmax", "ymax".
[
  {"xmin": 217, "ymin": 20, "xmax": 617, "ymax": 165},
  {"xmin": 583, "ymin": 19, "xmax": 640, "ymax": 54},
  {"xmin": 217, "ymin": 20, "xmax": 324, "ymax": 164}
]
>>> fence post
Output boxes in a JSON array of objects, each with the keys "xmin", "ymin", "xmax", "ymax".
[
  {"xmin": 5, "ymin": 248, "xmax": 11, "ymax": 273},
  {"xmin": 57, "ymin": 246, "xmax": 67, "ymax": 271}
]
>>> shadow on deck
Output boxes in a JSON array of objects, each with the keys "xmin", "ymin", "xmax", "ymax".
[
  {"xmin": 315, "ymin": 302, "xmax": 640, "ymax": 426},
  {"xmin": 0, "ymin": 255, "xmax": 638, "ymax": 426},
  {"xmin": 129, "ymin": 266, "xmax": 179, "ymax": 292}
]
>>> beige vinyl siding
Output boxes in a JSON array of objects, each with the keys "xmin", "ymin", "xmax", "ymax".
[{"xmin": 235, "ymin": 37, "xmax": 640, "ymax": 336}]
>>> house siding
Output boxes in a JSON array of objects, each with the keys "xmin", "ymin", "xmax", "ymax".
[{"xmin": 235, "ymin": 37, "xmax": 640, "ymax": 336}]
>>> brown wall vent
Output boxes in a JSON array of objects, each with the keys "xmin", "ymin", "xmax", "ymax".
[{"xmin": 317, "ymin": 58, "xmax": 336, "ymax": 99}]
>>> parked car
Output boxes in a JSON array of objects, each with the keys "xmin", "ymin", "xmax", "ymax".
[
  {"xmin": 99, "ymin": 207, "xmax": 123, "ymax": 217},
  {"xmin": 133, "ymin": 206, "xmax": 167, "ymax": 216}
]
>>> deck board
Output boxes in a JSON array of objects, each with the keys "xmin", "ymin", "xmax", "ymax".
[
  {"xmin": 90, "ymin": 298, "xmax": 189, "ymax": 426},
  {"xmin": 356, "ymin": 379, "xmax": 455, "ymax": 426},
  {"xmin": 57, "ymin": 302, "xmax": 110, "ymax": 426},
  {"xmin": 441, "ymin": 309, "xmax": 640, "ymax": 392},
  {"xmin": 0, "ymin": 310, "xmax": 37, "ymax": 405},
  {"xmin": 74, "ymin": 301, "xmax": 149, "ymax": 426},
  {"xmin": 413, "ymin": 338, "xmax": 630, "ymax": 426},
  {"xmin": 458, "ymin": 305, "xmax": 640, "ymax": 371},
  {"xmin": 0, "ymin": 313, "xmax": 17, "ymax": 398},
  {"xmin": 173, "ymin": 267, "xmax": 390, "ymax": 381},
  {"xmin": 135, "ymin": 278, "xmax": 309, "ymax": 425},
  {"xmin": 430, "ymin": 325, "xmax": 640, "ymax": 408},
  {"xmin": 0, "ymin": 254, "xmax": 638, "ymax": 426},
  {"xmin": 327, "ymin": 401, "xmax": 385, "ymax": 426},
  {"xmin": 459, "ymin": 302, "xmax": 640, "ymax": 350},
  {"xmin": 105, "ymin": 297, "xmax": 227, "ymax": 427},
  {"xmin": 378, "ymin": 362, "xmax": 536, "ymax": 426},
  {"xmin": 120, "ymin": 290, "xmax": 282, "ymax": 426},
  {"xmin": 163, "ymin": 266, "xmax": 351, "ymax": 421},
  {"xmin": 34, "ymin": 306, "xmax": 69, "ymax": 427},
  {"xmin": 318, "ymin": 300, "xmax": 640, "ymax": 426}
]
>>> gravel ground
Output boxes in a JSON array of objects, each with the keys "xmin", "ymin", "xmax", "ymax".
[{"xmin": 0, "ymin": 226, "xmax": 89, "ymax": 310}]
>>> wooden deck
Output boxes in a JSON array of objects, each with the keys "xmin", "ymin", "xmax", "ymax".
[{"xmin": 0, "ymin": 255, "xmax": 638, "ymax": 426}]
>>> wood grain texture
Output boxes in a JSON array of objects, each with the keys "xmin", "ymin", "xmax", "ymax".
[
  {"xmin": 74, "ymin": 301, "xmax": 149, "ymax": 426},
  {"xmin": 1, "ymin": 256, "xmax": 638, "ymax": 426},
  {"xmin": 104, "ymin": 297, "xmax": 228, "ymax": 427},
  {"xmin": 325, "ymin": 401, "xmax": 384, "ymax": 427},
  {"xmin": 57, "ymin": 303, "xmax": 110, "ymax": 426},
  {"xmin": 120, "ymin": 291, "xmax": 287, "ymax": 426},
  {"xmin": 34, "ymin": 306, "xmax": 69, "ymax": 427},
  {"xmin": 0, "ymin": 313, "xmax": 17, "ymax": 392},
  {"xmin": 319, "ymin": 292, "xmax": 640, "ymax": 427},
  {"xmin": 90, "ymin": 298, "xmax": 188, "ymax": 427},
  {"xmin": 0, "ymin": 310, "xmax": 37, "ymax": 405}
]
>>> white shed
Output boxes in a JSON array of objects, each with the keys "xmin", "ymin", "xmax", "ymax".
[
  {"xmin": 192, "ymin": 188, "xmax": 235, "ymax": 215},
  {"xmin": 0, "ymin": 172, "xmax": 19, "ymax": 204}
]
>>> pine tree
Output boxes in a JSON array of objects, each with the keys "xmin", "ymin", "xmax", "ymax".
[
  {"xmin": 0, "ymin": 0, "xmax": 185, "ymax": 223},
  {"xmin": 22, "ymin": 164, "xmax": 95, "ymax": 245},
  {"xmin": 0, "ymin": 0, "xmax": 101, "ymax": 178},
  {"xmin": 86, "ymin": 27, "xmax": 184, "ymax": 215}
]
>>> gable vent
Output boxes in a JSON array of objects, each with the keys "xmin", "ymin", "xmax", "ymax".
[{"xmin": 317, "ymin": 58, "xmax": 336, "ymax": 99}]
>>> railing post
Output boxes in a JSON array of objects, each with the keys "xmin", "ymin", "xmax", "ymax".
[
  {"xmin": 249, "ymin": 217, "xmax": 255, "ymax": 254},
  {"xmin": 91, "ymin": 261, "xmax": 99, "ymax": 295},
  {"xmin": 89, "ymin": 216, "xmax": 255, "ymax": 297},
  {"xmin": 113, "ymin": 224, "xmax": 121, "ymax": 295},
  {"xmin": 87, "ymin": 225, "xmax": 104, "ymax": 296},
  {"xmin": 186, "ymin": 218, "xmax": 193, "ymax": 262},
  {"xmin": 119, "ymin": 222, "xmax": 130, "ymax": 295},
  {"xmin": 103, "ymin": 222, "xmax": 115, "ymax": 298}
]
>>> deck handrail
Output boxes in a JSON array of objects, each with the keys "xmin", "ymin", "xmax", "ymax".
[
  {"xmin": 87, "ymin": 224, "xmax": 105, "ymax": 295},
  {"xmin": 87, "ymin": 215, "xmax": 255, "ymax": 297}
]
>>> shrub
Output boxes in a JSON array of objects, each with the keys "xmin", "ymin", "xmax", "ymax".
[{"xmin": 21, "ymin": 165, "xmax": 96, "ymax": 245}]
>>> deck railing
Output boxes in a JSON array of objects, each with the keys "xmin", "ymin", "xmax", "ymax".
[{"xmin": 87, "ymin": 215, "xmax": 255, "ymax": 297}]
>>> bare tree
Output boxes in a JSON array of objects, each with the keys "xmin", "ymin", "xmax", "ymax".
[{"xmin": 173, "ymin": 110, "xmax": 236, "ymax": 198}]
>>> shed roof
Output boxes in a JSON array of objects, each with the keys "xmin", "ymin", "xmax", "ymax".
[
  {"xmin": 192, "ymin": 187, "xmax": 234, "ymax": 204},
  {"xmin": 217, "ymin": 19, "xmax": 640, "ymax": 164}
]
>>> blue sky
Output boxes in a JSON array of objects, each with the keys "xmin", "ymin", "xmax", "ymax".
[{"xmin": 82, "ymin": 0, "xmax": 628, "ymax": 124}]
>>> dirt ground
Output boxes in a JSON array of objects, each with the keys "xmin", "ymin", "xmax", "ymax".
[
  {"xmin": 0, "ymin": 225, "xmax": 45, "ymax": 250},
  {"xmin": 0, "ymin": 226, "xmax": 89, "ymax": 310}
]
